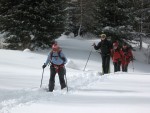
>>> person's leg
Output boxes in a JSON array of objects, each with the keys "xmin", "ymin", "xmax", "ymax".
[
  {"xmin": 113, "ymin": 62, "xmax": 117, "ymax": 72},
  {"xmin": 125, "ymin": 64, "xmax": 128, "ymax": 72},
  {"xmin": 105, "ymin": 56, "xmax": 110, "ymax": 73},
  {"xmin": 101, "ymin": 55, "xmax": 106, "ymax": 74},
  {"xmin": 58, "ymin": 67, "xmax": 66, "ymax": 89},
  {"xmin": 122, "ymin": 64, "xmax": 125, "ymax": 72},
  {"xmin": 49, "ymin": 65, "xmax": 56, "ymax": 92},
  {"xmin": 117, "ymin": 61, "xmax": 121, "ymax": 71},
  {"xmin": 122, "ymin": 63, "xmax": 128, "ymax": 72}
]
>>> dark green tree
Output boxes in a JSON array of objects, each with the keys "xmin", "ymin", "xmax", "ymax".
[
  {"xmin": 131, "ymin": 0, "xmax": 150, "ymax": 33},
  {"xmin": 64, "ymin": 0, "xmax": 81, "ymax": 36},
  {"xmin": 64, "ymin": 0, "xmax": 96, "ymax": 37},
  {"xmin": 0, "ymin": 0, "xmax": 66, "ymax": 50}
]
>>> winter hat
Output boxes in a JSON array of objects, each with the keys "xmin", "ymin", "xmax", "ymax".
[
  {"xmin": 113, "ymin": 42, "xmax": 119, "ymax": 47},
  {"xmin": 52, "ymin": 43, "xmax": 60, "ymax": 52},
  {"xmin": 100, "ymin": 34, "xmax": 106, "ymax": 38}
]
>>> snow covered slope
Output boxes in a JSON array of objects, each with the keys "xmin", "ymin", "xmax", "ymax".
[{"xmin": 0, "ymin": 36, "xmax": 150, "ymax": 113}]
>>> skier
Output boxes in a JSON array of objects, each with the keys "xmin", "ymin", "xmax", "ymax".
[
  {"xmin": 42, "ymin": 43, "xmax": 67, "ymax": 92},
  {"xmin": 93, "ymin": 34, "xmax": 112, "ymax": 74},
  {"xmin": 111, "ymin": 42, "xmax": 123, "ymax": 72},
  {"xmin": 121, "ymin": 43, "xmax": 133, "ymax": 72}
]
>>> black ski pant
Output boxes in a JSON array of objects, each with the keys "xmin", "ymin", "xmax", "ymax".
[
  {"xmin": 113, "ymin": 61, "xmax": 121, "ymax": 72},
  {"xmin": 101, "ymin": 55, "xmax": 110, "ymax": 74},
  {"xmin": 122, "ymin": 64, "xmax": 128, "ymax": 72},
  {"xmin": 49, "ymin": 65, "xmax": 66, "ymax": 92}
]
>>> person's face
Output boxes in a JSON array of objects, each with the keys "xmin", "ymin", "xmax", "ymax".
[
  {"xmin": 52, "ymin": 48, "xmax": 59, "ymax": 52},
  {"xmin": 101, "ymin": 37, "xmax": 105, "ymax": 40},
  {"xmin": 123, "ymin": 45, "xmax": 127, "ymax": 49},
  {"xmin": 113, "ymin": 46, "xmax": 117, "ymax": 49}
]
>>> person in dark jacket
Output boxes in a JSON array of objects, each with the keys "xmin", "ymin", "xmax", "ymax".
[
  {"xmin": 93, "ymin": 34, "xmax": 112, "ymax": 74},
  {"xmin": 42, "ymin": 43, "xmax": 67, "ymax": 92}
]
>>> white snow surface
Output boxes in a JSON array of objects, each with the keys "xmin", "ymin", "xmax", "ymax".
[{"xmin": 0, "ymin": 35, "xmax": 150, "ymax": 113}]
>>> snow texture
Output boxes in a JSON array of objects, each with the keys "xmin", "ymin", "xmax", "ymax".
[{"xmin": 0, "ymin": 35, "xmax": 150, "ymax": 113}]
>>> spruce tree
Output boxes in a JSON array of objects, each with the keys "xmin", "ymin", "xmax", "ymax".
[
  {"xmin": 93, "ymin": 0, "xmax": 136, "ymax": 41},
  {"xmin": 64, "ymin": 0, "xmax": 96, "ymax": 37},
  {"xmin": 0, "ymin": 0, "xmax": 66, "ymax": 50},
  {"xmin": 64, "ymin": 0, "xmax": 80, "ymax": 36}
]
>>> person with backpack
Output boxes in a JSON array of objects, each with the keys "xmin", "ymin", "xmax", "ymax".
[
  {"xmin": 121, "ymin": 43, "xmax": 133, "ymax": 72},
  {"xmin": 93, "ymin": 34, "xmax": 112, "ymax": 74},
  {"xmin": 111, "ymin": 41, "xmax": 123, "ymax": 72},
  {"xmin": 42, "ymin": 43, "xmax": 67, "ymax": 92}
]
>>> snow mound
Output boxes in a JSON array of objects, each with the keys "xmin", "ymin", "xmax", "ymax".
[
  {"xmin": 23, "ymin": 49, "xmax": 31, "ymax": 52},
  {"xmin": 66, "ymin": 59, "xmax": 80, "ymax": 70}
]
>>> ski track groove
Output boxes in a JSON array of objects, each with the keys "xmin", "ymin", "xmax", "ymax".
[
  {"xmin": 0, "ymin": 71, "xmax": 101, "ymax": 112},
  {"xmin": 1, "ymin": 71, "xmax": 149, "ymax": 112}
]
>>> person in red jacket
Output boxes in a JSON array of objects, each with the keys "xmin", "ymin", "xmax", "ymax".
[
  {"xmin": 121, "ymin": 43, "xmax": 133, "ymax": 72},
  {"xmin": 111, "ymin": 42, "xmax": 123, "ymax": 72}
]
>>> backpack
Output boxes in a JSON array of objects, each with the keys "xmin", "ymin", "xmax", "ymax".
[
  {"xmin": 50, "ymin": 50, "xmax": 66, "ymax": 63},
  {"xmin": 121, "ymin": 47, "xmax": 133, "ymax": 61}
]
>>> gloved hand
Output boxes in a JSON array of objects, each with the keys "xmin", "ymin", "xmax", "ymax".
[
  {"xmin": 92, "ymin": 43, "xmax": 96, "ymax": 46},
  {"xmin": 130, "ymin": 57, "xmax": 134, "ymax": 61},
  {"xmin": 42, "ymin": 64, "xmax": 46, "ymax": 69}
]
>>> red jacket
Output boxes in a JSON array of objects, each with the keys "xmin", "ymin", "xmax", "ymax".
[
  {"xmin": 121, "ymin": 48, "xmax": 133, "ymax": 65},
  {"xmin": 111, "ymin": 48, "xmax": 123, "ymax": 63}
]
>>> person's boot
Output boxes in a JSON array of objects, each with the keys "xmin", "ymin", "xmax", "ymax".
[
  {"xmin": 49, "ymin": 81, "xmax": 55, "ymax": 92},
  {"xmin": 61, "ymin": 82, "xmax": 66, "ymax": 90}
]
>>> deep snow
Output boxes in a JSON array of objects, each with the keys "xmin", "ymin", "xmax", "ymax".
[{"xmin": 0, "ymin": 35, "xmax": 150, "ymax": 113}]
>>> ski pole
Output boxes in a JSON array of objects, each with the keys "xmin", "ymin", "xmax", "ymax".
[
  {"xmin": 64, "ymin": 68, "xmax": 68, "ymax": 92},
  {"xmin": 83, "ymin": 47, "xmax": 93, "ymax": 71},
  {"xmin": 40, "ymin": 68, "xmax": 44, "ymax": 88},
  {"xmin": 131, "ymin": 60, "xmax": 134, "ymax": 72}
]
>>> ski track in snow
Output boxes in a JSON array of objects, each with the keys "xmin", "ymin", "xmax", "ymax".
[
  {"xmin": 0, "ymin": 70, "xmax": 101, "ymax": 113},
  {"xmin": 1, "ymin": 69, "xmax": 150, "ymax": 113},
  {"xmin": 1, "ymin": 71, "xmax": 150, "ymax": 113},
  {"xmin": 0, "ymin": 88, "xmax": 68, "ymax": 113}
]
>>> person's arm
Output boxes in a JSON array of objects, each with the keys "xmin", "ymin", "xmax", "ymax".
[
  {"xmin": 128, "ymin": 49, "xmax": 133, "ymax": 60},
  {"xmin": 42, "ymin": 53, "xmax": 51, "ymax": 69},
  {"xmin": 60, "ymin": 52, "xmax": 67, "ymax": 64},
  {"xmin": 94, "ymin": 42, "xmax": 101, "ymax": 50},
  {"xmin": 110, "ymin": 49, "xmax": 114, "ymax": 58},
  {"xmin": 108, "ymin": 41, "xmax": 113, "ymax": 54},
  {"xmin": 109, "ymin": 41, "xmax": 113, "ymax": 50},
  {"xmin": 119, "ymin": 49, "xmax": 124, "ymax": 59},
  {"xmin": 44, "ymin": 53, "xmax": 51, "ymax": 66}
]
